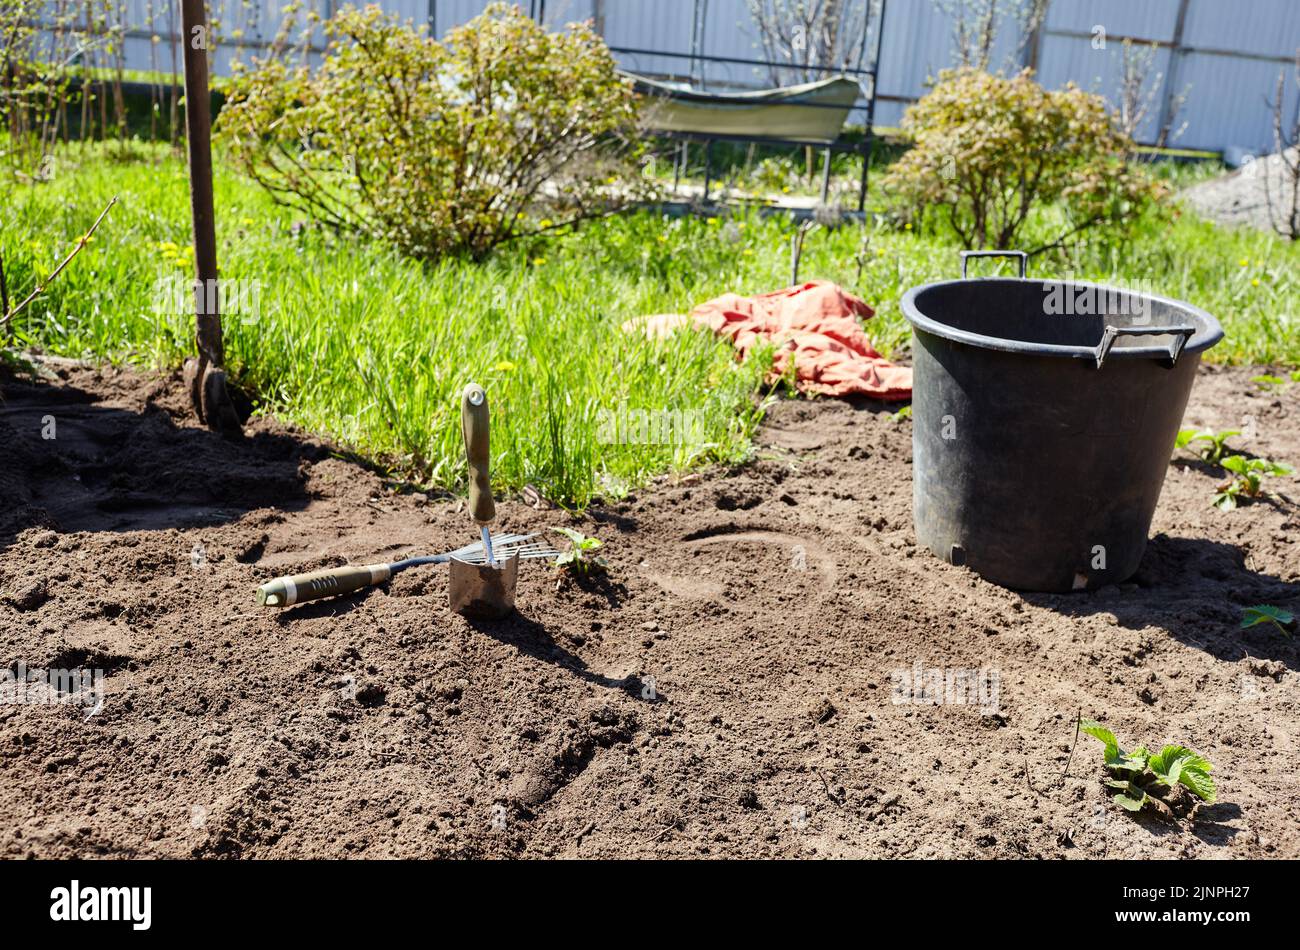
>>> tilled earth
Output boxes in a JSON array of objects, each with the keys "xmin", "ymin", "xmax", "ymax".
[{"xmin": 1, "ymin": 359, "xmax": 1297, "ymax": 859}]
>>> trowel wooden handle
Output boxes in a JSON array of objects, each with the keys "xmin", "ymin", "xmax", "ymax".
[{"xmin": 461, "ymin": 382, "xmax": 495, "ymax": 525}]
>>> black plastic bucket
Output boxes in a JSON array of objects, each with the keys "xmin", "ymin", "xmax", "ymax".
[{"xmin": 900, "ymin": 251, "xmax": 1224, "ymax": 592}]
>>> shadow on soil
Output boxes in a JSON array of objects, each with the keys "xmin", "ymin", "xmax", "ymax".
[
  {"xmin": 1023, "ymin": 534, "xmax": 1300, "ymax": 669},
  {"xmin": 467, "ymin": 612, "xmax": 658, "ymax": 699},
  {"xmin": 0, "ymin": 370, "xmax": 316, "ymax": 552}
]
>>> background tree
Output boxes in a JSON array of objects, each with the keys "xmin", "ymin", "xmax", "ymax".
[{"xmin": 1262, "ymin": 53, "xmax": 1300, "ymax": 241}]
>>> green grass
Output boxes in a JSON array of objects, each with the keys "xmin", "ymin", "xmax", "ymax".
[{"xmin": 3, "ymin": 142, "xmax": 1298, "ymax": 507}]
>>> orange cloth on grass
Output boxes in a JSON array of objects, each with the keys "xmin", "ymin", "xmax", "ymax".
[{"xmin": 628, "ymin": 280, "xmax": 911, "ymax": 401}]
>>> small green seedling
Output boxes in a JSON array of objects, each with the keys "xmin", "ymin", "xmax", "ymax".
[
  {"xmin": 550, "ymin": 527, "xmax": 607, "ymax": 578},
  {"xmin": 1240, "ymin": 604, "xmax": 1295, "ymax": 638},
  {"xmin": 1174, "ymin": 427, "xmax": 1239, "ymax": 464},
  {"xmin": 1213, "ymin": 454, "xmax": 1293, "ymax": 510},
  {"xmin": 1250, "ymin": 374, "xmax": 1289, "ymax": 392},
  {"xmin": 891, "ymin": 404, "xmax": 912, "ymax": 422},
  {"xmin": 1080, "ymin": 718, "xmax": 1216, "ymax": 818}
]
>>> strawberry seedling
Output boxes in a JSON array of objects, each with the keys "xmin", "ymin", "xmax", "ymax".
[
  {"xmin": 1212, "ymin": 455, "xmax": 1293, "ymax": 510},
  {"xmin": 550, "ymin": 527, "xmax": 607, "ymax": 579},
  {"xmin": 1080, "ymin": 718, "xmax": 1216, "ymax": 819},
  {"xmin": 1174, "ymin": 427, "xmax": 1240, "ymax": 465},
  {"xmin": 1240, "ymin": 604, "xmax": 1295, "ymax": 637}
]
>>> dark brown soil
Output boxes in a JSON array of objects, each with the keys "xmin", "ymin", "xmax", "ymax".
[{"xmin": 1, "ymin": 358, "xmax": 1297, "ymax": 859}]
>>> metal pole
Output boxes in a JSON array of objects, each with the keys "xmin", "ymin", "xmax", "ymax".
[
  {"xmin": 820, "ymin": 148, "xmax": 832, "ymax": 204},
  {"xmin": 428, "ymin": 0, "xmax": 436, "ymax": 38},
  {"xmin": 702, "ymin": 139, "xmax": 713, "ymax": 203},
  {"xmin": 858, "ymin": 0, "xmax": 887, "ymax": 212}
]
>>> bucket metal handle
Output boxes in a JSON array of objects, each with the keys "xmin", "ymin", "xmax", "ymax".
[
  {"xmin": 960, "ymin": 250, "xmax": 1027, "ymax": 279},
  {"xmin": 1094, "ymin": 324, "xmax": 1197, "ymax": 369}
]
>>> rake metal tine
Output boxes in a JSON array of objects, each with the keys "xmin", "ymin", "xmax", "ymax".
[
  {"xmin": 447, "ymin": 532, "xmax": 529, "ymax": 558},
  {"xmin": 453, "ymin": 537, "xmax": 559, "ymax": 564}
]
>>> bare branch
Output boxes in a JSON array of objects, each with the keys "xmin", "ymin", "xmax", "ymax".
[{"xmin": 1, "ymin": 195, "xmax": 118, "ymax": 329}]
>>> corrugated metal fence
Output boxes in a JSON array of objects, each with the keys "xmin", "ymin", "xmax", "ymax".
[{"xmin": 32, "ymin": 0, "xmax": 1300, "ymax": 154}]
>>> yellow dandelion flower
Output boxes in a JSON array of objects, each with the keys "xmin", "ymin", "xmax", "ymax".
[{"xmin": 494, "ymin": 360, "xmax": 517, "ymax": 372}]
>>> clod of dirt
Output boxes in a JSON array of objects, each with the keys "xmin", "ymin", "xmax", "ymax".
[
  {"xmin": 738, "ymin": 789, "xmax": 761, "ymax": 810},
  {"xmin": 3, "ymin": 578, "xmax": 49, "ymax": 612},
  {"xmin": 810, "ymin": 697, "xmax": 837, "ymax": 724},
  {"xmin": 354, "ymin": 683, "xmax": 387, "ymax": 707},
  {"xmin": 715, "ymin": 492, "xmax": 762, "ymax": 511},
  {"xmin": 1246, "ymin": 658, "xmax": 1286, "ymax": 682},
  {"xmin": 236, "ymin": 534, "xmax": 270, "ymax": 564}
]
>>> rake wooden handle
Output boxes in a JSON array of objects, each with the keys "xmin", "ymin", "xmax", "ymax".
[
  {"xmin": 461, "ymin": 382, "xmax": 495, "ymax": 525},
  {"xmin": 256, "ymin": 564, "xmax": 391, "ymax": 607}
]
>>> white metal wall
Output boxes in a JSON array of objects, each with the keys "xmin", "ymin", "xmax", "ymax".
[{"xmin": 31, "ymin": 0, "xmax": 1300, "ymax": 153}]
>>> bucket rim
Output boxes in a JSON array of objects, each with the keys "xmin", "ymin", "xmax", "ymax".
[{"xmin": 900, "ymin": 277, "xmax": 1225, "ymax": 362}]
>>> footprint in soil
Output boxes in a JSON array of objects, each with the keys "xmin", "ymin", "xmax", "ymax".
[
  {"xmin": 648, "ymin": 527, "xmax": 839, "ymax": 595},
  {"xmin": 507, "ymin": 703, "xmax": 640, "ymax": 812}
]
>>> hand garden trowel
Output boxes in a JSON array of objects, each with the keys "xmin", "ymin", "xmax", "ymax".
[{"xmin": 448, "ymin": 382, "xmax": 518, "ymax": 619}]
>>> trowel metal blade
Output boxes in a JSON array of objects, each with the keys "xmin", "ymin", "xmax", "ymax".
[{"xmin": 448, "ymin": 552, "xmax": 519, "ymax": 619}]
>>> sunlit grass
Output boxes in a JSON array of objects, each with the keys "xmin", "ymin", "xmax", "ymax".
[{"xmin": 4, "ymin": 142, "xmax": 1297, "ymax": 506}]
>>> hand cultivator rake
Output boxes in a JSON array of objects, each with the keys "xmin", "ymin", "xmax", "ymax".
[
  {"xmin": 254, "ymin": 533, "xmax": 559, "ymax": 608},
  {"xmin": 256, "ymin": 382, "xmax": 559, "ymax": 611}
]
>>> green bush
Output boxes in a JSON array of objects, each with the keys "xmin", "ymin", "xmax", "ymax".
[
  {"xmin": 881, "ymin": 68, "xmax": 1165, "ymax": 250},
  {"xmin": 216, "ymin": 2, "xmax": 645, "ymax": 261}
]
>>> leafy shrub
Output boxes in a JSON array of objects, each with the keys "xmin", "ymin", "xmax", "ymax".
[
  {"xmin": 881, "ymin": 68, "xmax": 1165, "ymax": 251},
  {"xmin": 217, "ymin": 2, "xmax": 645, "ymax": 261}
]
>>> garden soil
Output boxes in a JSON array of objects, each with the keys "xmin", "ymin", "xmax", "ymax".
[{"xmin": 1, "ymin": 358, "xmax": 1297, "ymax": 859}]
